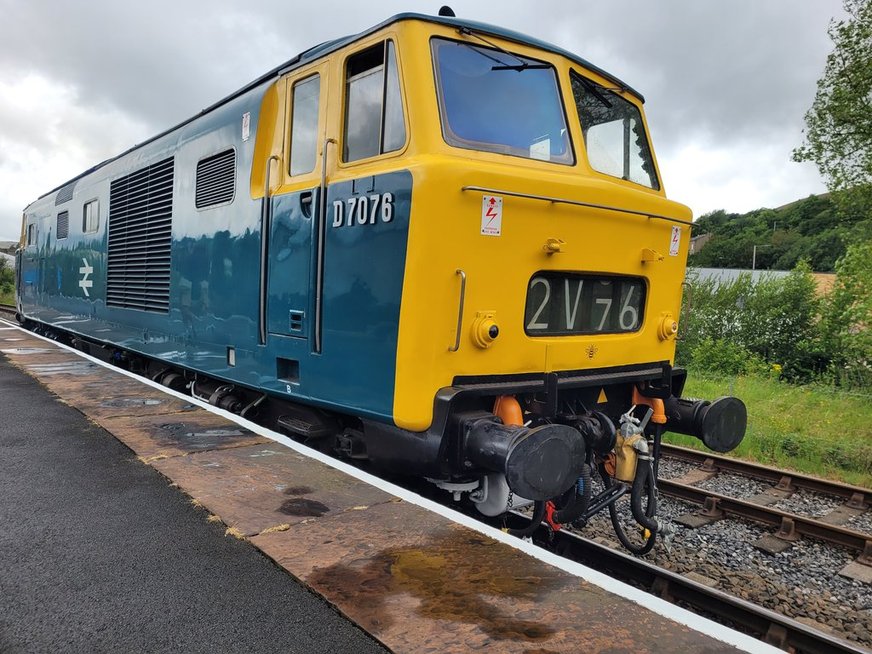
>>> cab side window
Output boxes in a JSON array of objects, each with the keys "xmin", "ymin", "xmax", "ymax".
[
  {"xmin": 83, "ymin": 199, "xmax": 100, "ymax": 233},
  {"xmin": 343, "ymin": 41, "xmax": 405, "ymax": 162},
  {"xmin": 26, "ymin": 223, "xmax": 36, "ymax": 246},
  {"xmin": 290, "ymin": 74, "xmax": 320, "ymax": 176}
]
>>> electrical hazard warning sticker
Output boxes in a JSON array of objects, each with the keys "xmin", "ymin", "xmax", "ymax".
[
  {"xmin": 669, "ymin": 225, "xmax": 681, "ymax": 256},
  {"xmin": 481, "ymin": 195, "xmax": 502, "ymax": 236}
]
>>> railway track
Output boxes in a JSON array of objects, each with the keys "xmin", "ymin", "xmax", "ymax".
[
  {"xmin": 501, "ymin": 511, "xmax": 865, "ymax": 654},
  {"xmin": 661, "ymin": 443, "xmax": 870, "ymax": 508},
  {"xmin": 659, "ymin": 444, "xmax": 872, "ymax": 562},
  {"xmin": 516, "ymin": 514, "xmax": 868, "ymax": 654},
  {"xmin": 0, "ymin": 303, "xmax": 16, "ymax": 320}
]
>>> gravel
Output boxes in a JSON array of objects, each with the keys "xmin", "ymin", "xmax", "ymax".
[
  {"xmin": 694, "ymin": 472, "xmax": 769, "ymax": 499},
  {"xmin": 573, "ymin": 488, "xmax": 872, "ymax": 647},
  {"xmin": 656, "ymin": 457, "xmax": 699, "ymax": 480},
  {"xmin": 847, "ymin": 510, "xmax": 872, "ymax": 536},
  {"xmin": 505, "ymin": 459, "xmax": 872, "ymax": 646},
  {"xmin": 770, "ymin": 490, "xmax": 845, "ymax": 518}
]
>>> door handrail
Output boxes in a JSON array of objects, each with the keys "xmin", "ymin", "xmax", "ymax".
[
  {"xmin": 314, "ymin": 138, "xmax": 336, "ymax": 354},
  {"xmin": 258, "ymin": 154, "xmax": 280, "ymax": 345}
]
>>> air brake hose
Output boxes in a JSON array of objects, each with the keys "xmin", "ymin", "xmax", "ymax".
[
  {"xmin": 552, "ymin": 463, "xmax": 592, "ymax": 524},
  {"xmin": 508, "ymin": 500, "xmax": 546, "ymax": 538},
  {"xmin": 630, "ymin": 455, "xmax": 659, "ymax": 532}
]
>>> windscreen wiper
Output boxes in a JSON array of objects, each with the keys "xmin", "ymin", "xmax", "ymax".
[
  {"xmin": 574, "ymin": 73, "xmax": 612, "ymax": 109},
  {"xmin": 457, "ymin": 27, "xmax": 550, "ymax": 71}
]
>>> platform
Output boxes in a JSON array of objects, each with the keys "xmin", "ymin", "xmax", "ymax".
[{"xmin": 0, "ymin": 321, "xmax": 778, "ymax": 653}]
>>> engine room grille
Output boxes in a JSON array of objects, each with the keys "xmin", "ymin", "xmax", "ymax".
[
  {"xmin": 195, "ymin": 149, "xmax": 236, "ymax": 208},
  {"xmin": 107, "ymin": 157, "xmax": 174, "ymax": 313},
  {"xmin": 56, "ymin": 210, "xmax": 69, "ymax": 240},
  {"xmin": 55, "ymin": 181, "xmax": 76, "ymax": 205}
]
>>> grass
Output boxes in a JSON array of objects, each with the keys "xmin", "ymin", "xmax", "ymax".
[
  {"xmin": 666, "ymin": 370, "xmax": 872, "ymax": 489},
  {"xmin": 0, "ymin": 289, "xmax": 12, "ymax": 306}
]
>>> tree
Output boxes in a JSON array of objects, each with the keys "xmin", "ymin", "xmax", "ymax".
[{"xmin": 793, "ymin": 0, "xmax": 872, "ymax": 211}]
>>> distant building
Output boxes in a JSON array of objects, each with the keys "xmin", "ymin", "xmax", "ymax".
[
  {"xmin": 689, "ymin": 233, "xmax": 712, "ymax": 254},
  {"xmin": 687, "ymin": 267, "xmax": 835, "ymax": 296},
  {"xmin": 0, "ymin": 241, "xmax": 18, "ymax": 255}
]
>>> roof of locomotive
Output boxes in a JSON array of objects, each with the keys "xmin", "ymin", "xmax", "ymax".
[{"xmin": 34, "ymin": 12, "xmax": 641, "ymax": 203}]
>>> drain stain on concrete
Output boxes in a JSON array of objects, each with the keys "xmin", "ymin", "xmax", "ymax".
[{"xmin": 283, "ymin": 485, "xmax": 315, "ymax": 496}]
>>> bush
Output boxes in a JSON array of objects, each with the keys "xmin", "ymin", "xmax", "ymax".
[
  {"xmin": 0, "ymin": 257, "xmax": 14, "ymax": 303},
  {"xmin": 0, "ymin": 257, "xmax": 11, "ymax": 278},
  {"xmin": 678, "ymin": 262, "xmax": 823, "ymax": 381},
  {"xmin": 689, "ymin": 338, "xmax": 769, "ymax": 377}
]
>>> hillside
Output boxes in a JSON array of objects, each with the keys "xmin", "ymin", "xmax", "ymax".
[{"xmin": 688, "ymin": 194, "xmax": 871, "ymax": 272}]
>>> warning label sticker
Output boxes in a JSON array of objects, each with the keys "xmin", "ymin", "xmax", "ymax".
[
  {"xmin": 481, "ymin": 195, "xmax": 502, "ymax": 236},
  {"xmin": 669, "ymin": 225, "xmax": 681, "ymax": 256},
  {"xmin": 242, "ymin": 112, "xmax": 251, "ymax": 142}
]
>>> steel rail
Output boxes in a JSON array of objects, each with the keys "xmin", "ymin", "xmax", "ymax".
[
  {"xmin": 661, "ymin": 443, "xmax": 870, "ymax": 506},
  {"xmin": 658, "ymin": 478, "xmax": 872, "ymax": 556},
  {"xmin": 500, "ymin": 511, "xmax": 868, "ymax": 654}
]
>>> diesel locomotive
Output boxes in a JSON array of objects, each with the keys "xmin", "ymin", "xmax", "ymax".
[{"xmin": 15, "ymin": 9, "xmax": 746, "ymax": 552}]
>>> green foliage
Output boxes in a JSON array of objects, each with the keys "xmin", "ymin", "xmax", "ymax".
[
  {"xmin": 689, "ymin": 338, "xmax": 769, "ymax": 376},
  {"xmin": 819, "ymin": 240, "xmax": 872, "ymax": 388},
  {"xmin": 689, "ymin": 194, "xmax": 870, "ymax": 272},
  {"xmin": 0, "ymin": 257, "xmax": 14, "ymax": 304},
  {"xmin": 680, "ymin": 246, "xmax": 872, "ymax": 388},
  {"xmin": 793, "ymin": 0, "xmax": 872, "ymax": 212},
  {"xmin": 678, "ymin": 264, "xmax": 823, "ymax": 382}
]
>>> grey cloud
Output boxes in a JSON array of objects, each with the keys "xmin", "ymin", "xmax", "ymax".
[
  {"xmin": 0, "ymin": 0, "xmax": 846, "ymax": 237},
  {"xmin": 545, "ymin": 2, "xmax": 843, "ymax": 147}
]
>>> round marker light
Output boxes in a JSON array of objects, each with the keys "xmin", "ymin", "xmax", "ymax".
[
  {"xmin": 471, "ymin": 313, "xmax": 499, "ymax": 349},
  {"xmin": 658, "ymin": 312, "xmax": 678, "ymax": 341}
]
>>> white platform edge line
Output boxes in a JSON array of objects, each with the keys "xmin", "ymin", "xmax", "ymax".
[{"xmin": 1, "ymin": 318, "xmax": 780, "ymax": 653}]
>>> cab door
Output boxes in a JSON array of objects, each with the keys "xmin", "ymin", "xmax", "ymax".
[{"xmin": 266, "ymin": 65, "xmax": 328, "ymax": 339}]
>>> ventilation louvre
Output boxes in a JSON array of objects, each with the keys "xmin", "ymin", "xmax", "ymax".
[
  {"xmin": 107, "ymin": 157, "xmax": 174, "ymax": 313},
  {"xmin": 56, "ymin": 211, "xmax": 69, "ymax": 240},
  {"xmin": 195, "ymin": 149, "xmax": 236, "ymax": 209},
  {"xmin": 55, "ymin": 181, "xmax": 76, "ymax": 205}
]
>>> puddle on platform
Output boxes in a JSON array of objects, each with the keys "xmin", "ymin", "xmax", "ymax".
[
  {"xmin": 27, "ymin": 362, "xmax": 99, "ymax": 376},
  {"xmin": 279, "ymin": 498, "xmax": 330, "ymax": 517},
  {"xmin": 309, "ymin": 529, "xmax": 565, "ymax": 643},
  {"xmin": 101, "ymin": 398, "xmax": 165, "ymax": 408},
  {"xmin": 153, "ymin": 422, "xmax": 253, "ymax": 451},
  {"xmin": 2, "ymin": 347, "xmax": 51, "ymax": 354}
]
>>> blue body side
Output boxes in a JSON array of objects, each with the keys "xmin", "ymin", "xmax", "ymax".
[{"xmin": 18, "ymin": 76, "xmax": 412, "ymax": 423}]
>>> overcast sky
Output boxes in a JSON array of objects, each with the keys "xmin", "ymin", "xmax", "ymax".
[{"xmin": 0, "ymin": 0, "xmax": 844, "ymax": 241}]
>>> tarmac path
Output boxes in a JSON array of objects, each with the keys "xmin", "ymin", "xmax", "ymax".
[{"xmin": 0, "ymin": 357, "xmax": 389, "ymax": 654}]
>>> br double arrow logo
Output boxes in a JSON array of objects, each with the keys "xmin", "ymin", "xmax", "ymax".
[{"xmin": 79, "ymin": 258, "xmax": 93, "ymax": 297}]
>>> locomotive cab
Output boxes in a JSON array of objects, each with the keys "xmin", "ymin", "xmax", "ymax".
[{"xmin": 277, "ymin": 16, "xmax": 749, "ymax": 541}]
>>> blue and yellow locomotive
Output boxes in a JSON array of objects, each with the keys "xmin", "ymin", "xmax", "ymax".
[{"xmin": 16, "ymin": 10, "xmax": 745, "ymax": 551}]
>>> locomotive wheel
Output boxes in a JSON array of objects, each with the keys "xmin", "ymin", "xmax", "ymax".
[{"xmin": 599, "ymin": 464, "xmax": 657, "ymax": 555}]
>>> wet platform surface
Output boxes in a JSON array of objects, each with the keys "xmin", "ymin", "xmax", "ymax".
[
  {"xmin": 0, "ymin": 339, "xmax": 387, "ymax": 653},
  {"xmin": 1, "ymin": 324, "xmax": 744, "ymax": 653}
]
